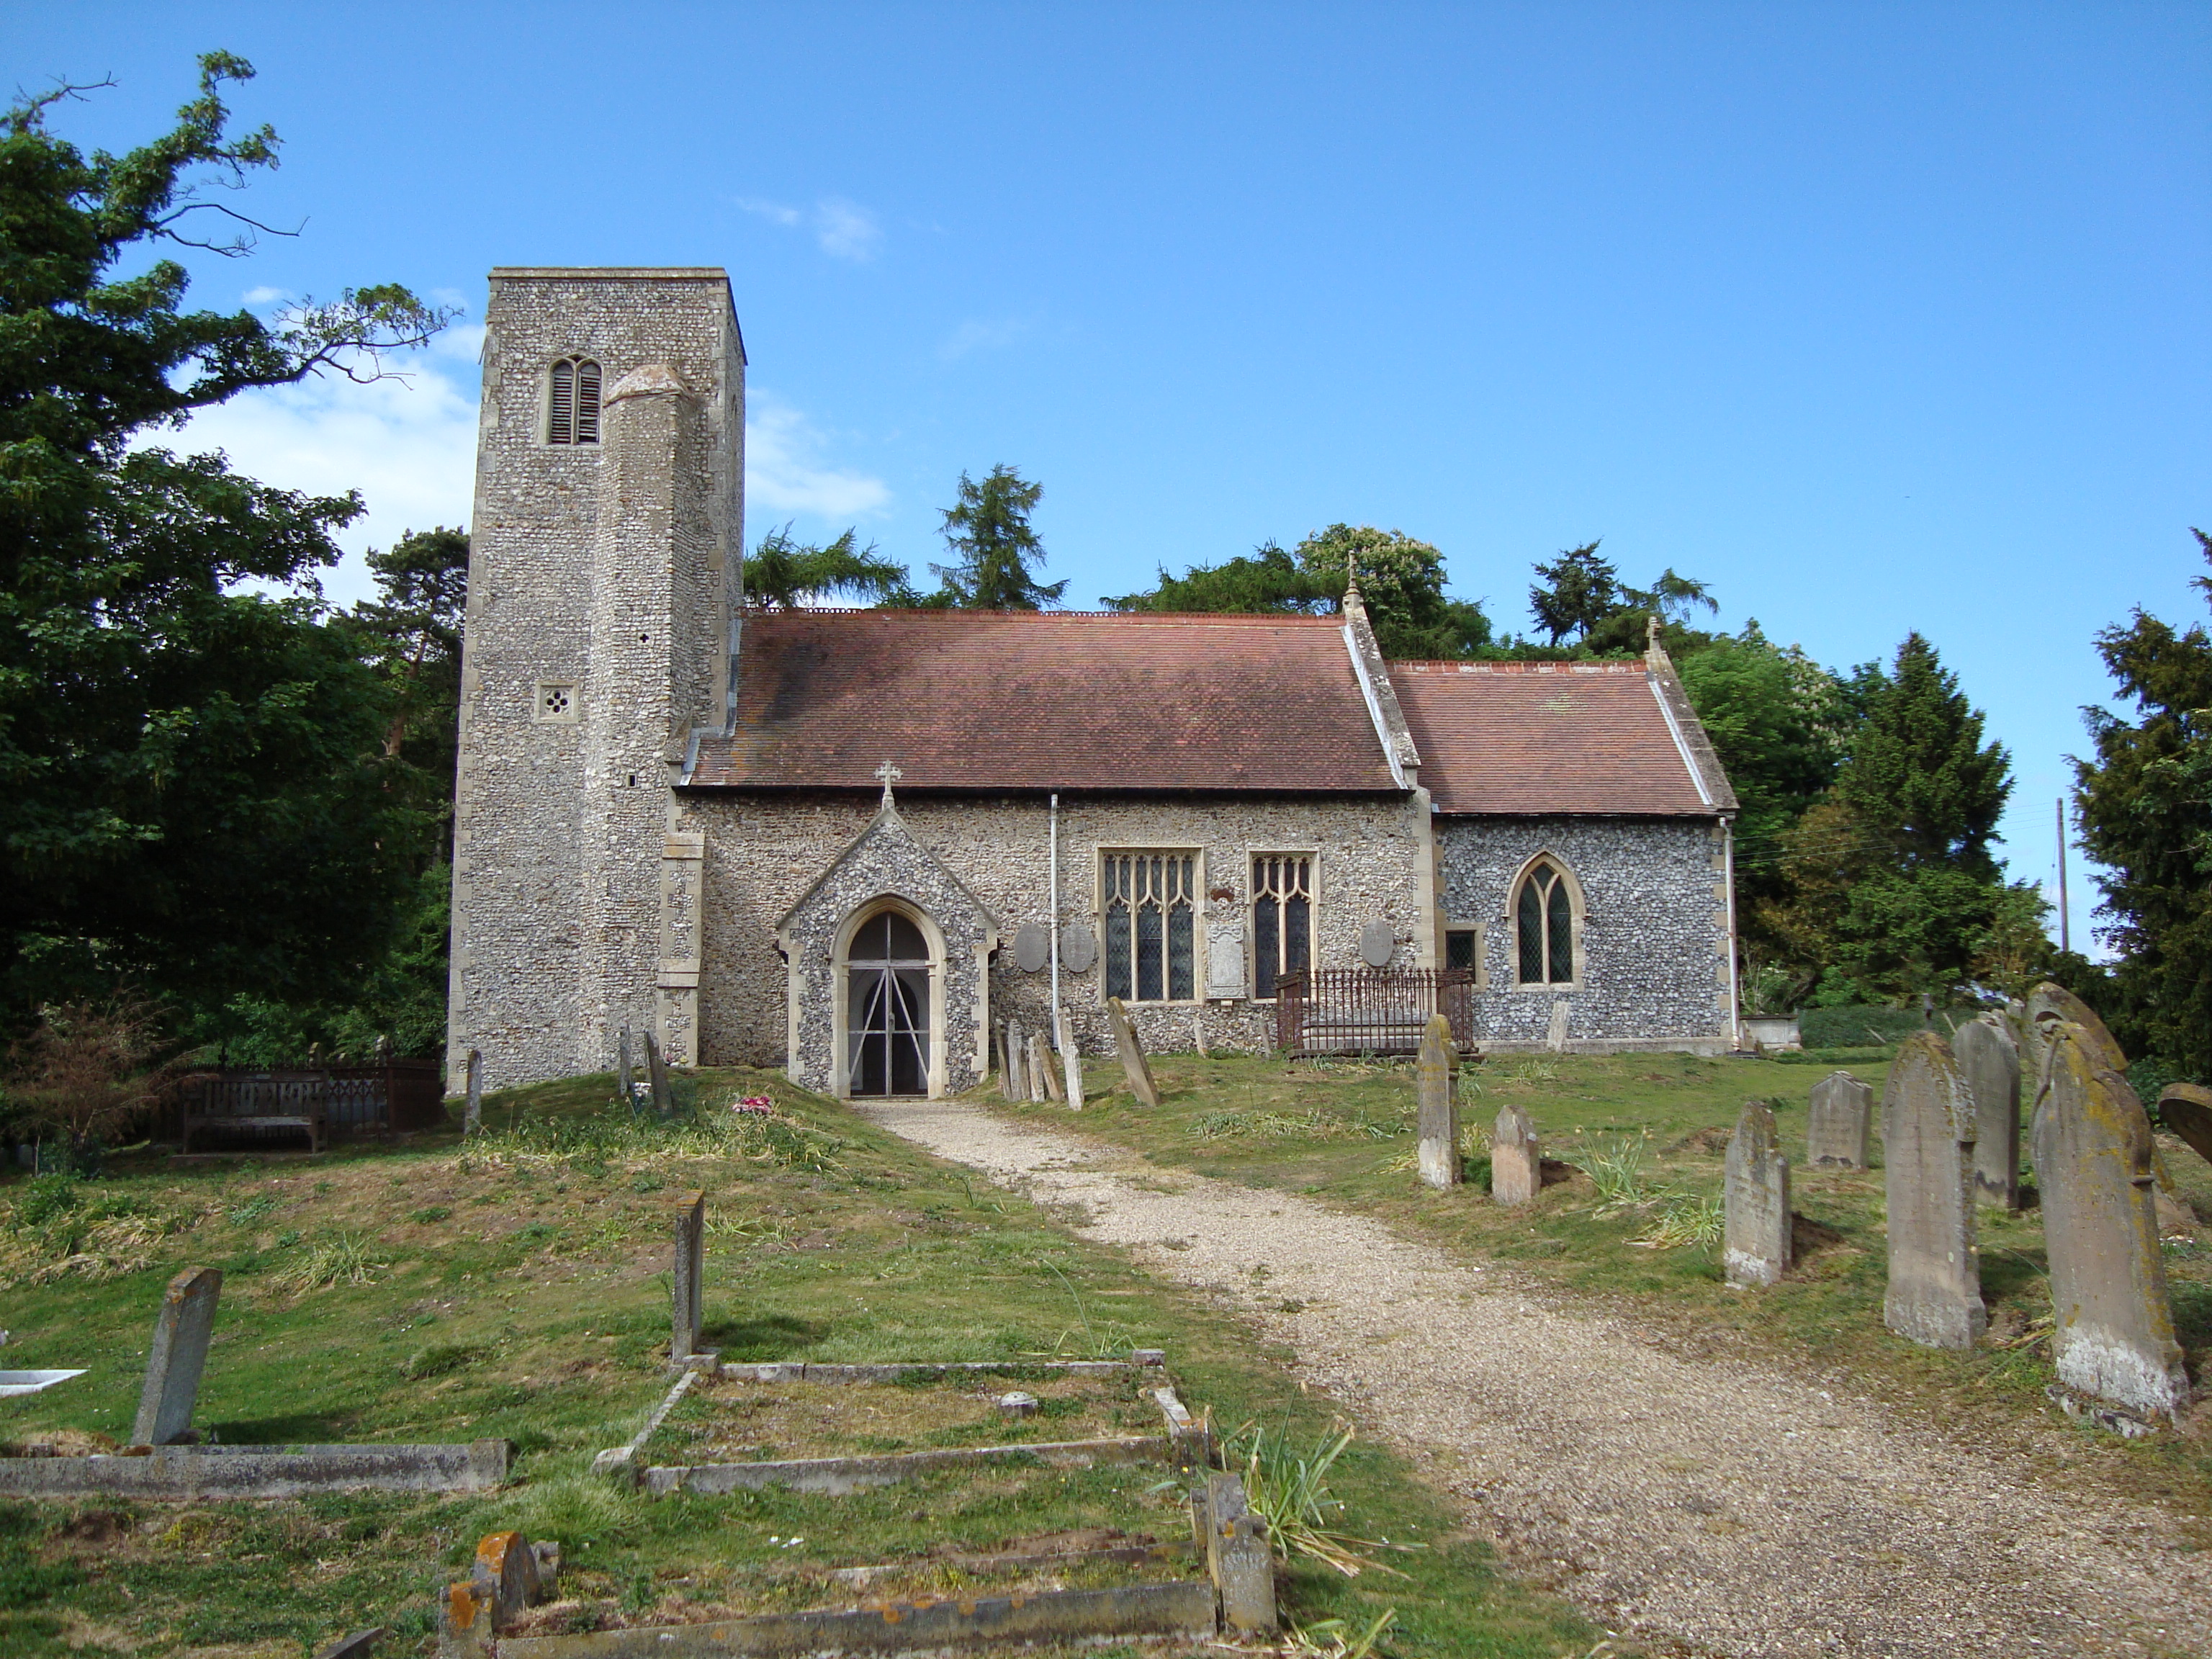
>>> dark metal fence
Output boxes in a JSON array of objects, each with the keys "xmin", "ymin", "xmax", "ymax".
[
  {"xmin": 1273, "ymin": 968, "xmax": 1475, "ymax": 1057},
  {"xmin": 174, "ymin": 1059, "xmax": 446, "ymax": 1147}
]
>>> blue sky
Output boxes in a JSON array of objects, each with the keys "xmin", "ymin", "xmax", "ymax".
[{"xmin": 12, "ymin": 3, "xmax": 2211, "ymax": 948}]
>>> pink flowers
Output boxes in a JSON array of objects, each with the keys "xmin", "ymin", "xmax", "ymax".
[{"xmin": 732, "ymin": 1096, "xmax": 776, "ymax": 1116}]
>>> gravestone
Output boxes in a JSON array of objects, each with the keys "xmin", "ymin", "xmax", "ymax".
[
  {"xmin": 1956, "ymin": 1015, "xmax": 2022, "ymax": 1210},
  {"xmin": 644, "ymin": 1031, "xmax": 672, "ymax": 1115},
  {"xmin": 670, "ymin": 1191, "xmax": 706, "ymax": 1368},
  {"xmin": 2028, "ymin": 981, "xmax": 2187, "ymax": 1223},
  {"xmin": 616, "ymin": 1028, "xmax": 636, "ymax": 1112},
  {"xmin": 1105, "ymin": 997, "xmax": 1161, "ymax": 1108},
  {"xmin": 1807, "ymin": 1070, "xmax": 1873, "ymax": 1168},
  {"xmin": 2158, "ymin": 1082, "xmax": 2212, "ymax": 1169},
  {"xmin": 997, "ymin": 1023, "xmax": 1015, "ymax": 1102},
  {"xmin": 1880, "ymin": 1033, "xmax": 1986, "ymax": 1349},
  {"xmin": 1359, "ymin": 919, "xmax": 1395, "ymax": 968},
  {"xmin": 1724, "ymin": 1100, "xmax": 1791, "ymax": 1287},
  {"xmin": 132, "ymin": 1267, "xmax": 222, "ymax": 1446},
  {"xmin": 1192, "ymin": 1009, "xmax": 1210, "ymax": 1058},
  {"xmin": 2035, "ymin": 1022, "xmax": 2189, "ymax": 1419},
  {"xmin": 1546, "ymin": 999, "xmax": 1570, "ymax": 1054},
  {"xmin": 1013, "ymin": 922, "xmax": 1051, "ymax": 973},
  {"xmin": 1059, "ymin": 922, "xmax": 1097, "ymax": 974},
  {"xmin": 464, "ymin": 1049, "xmax": 484, "ymax": 1136},
  {"xmin": 1033, "ymin": 1033, "xmax": 1062, "ymax": 1103},
  {"xmin": 1006, "ymin": 1023, "xmax": 1027, "ymax": 1102},
  {"xmin": 1491, "ymin": 1103, "xmax": 1540, "ymax": 1207},
  {"xmin": 1058, "ymin": 1012, "xmax": 1085, "ymax": 1108},
  {"xmin": 1415, "ymin": 1015, "xmax": 1460, "ymax": 1190}
]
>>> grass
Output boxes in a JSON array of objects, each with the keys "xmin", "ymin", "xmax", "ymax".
[
  {"xmin": 1000, "ymin": 1046, "xmax": 2212, "ymax": 1530},
  {"xmin": 0, "ymin": 1068, "xmax": 1606, "ymax": 1658}
]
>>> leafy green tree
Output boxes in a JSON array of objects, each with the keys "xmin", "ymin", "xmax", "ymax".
[
  {"xmin": 1106, "ymin": 523, "xmax": 1494, "ymax": 660},
  {"xmin": 2072, "ymin": 529, "xmax": 2212, "ymax": 1076},
  {"xmin": 1527, "ymin": 542, "xmax": 1619, "ymax": 644},
  {"xmin": 0, "ymin": 55, "xmax": 450, "ymax": 1036},
  {"xmin": 1676, "ymin": 624, "xmax": 1849, "ymax": 884},
  {"xmin": 925, "ymin": 465, "xmax": 1066, "ymax": 608},
  {"xmin": 745, "ymin": 523, "xmax": 910, "ymax": 609}
]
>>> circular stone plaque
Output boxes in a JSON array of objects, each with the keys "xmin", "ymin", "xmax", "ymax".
[
  {"xmin": 1013, "ymin": 922, "xmax": 1051, "ymax": 973},
  {"xmin": 1059, "ymin": 922, "xmax": 1098, "ymax": 974},
  {"xmin": 1359, "ymin": 919, "xmax": 1397, "ymax": 968}
]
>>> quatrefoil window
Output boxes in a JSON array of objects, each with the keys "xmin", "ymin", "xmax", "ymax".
[{"xmin": 534, "ymin": 680, "xmax": 578, "ymax": 724}]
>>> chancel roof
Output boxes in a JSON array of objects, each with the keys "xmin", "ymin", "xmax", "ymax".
[
  {"xmin": 686, "ymin": 609, "xmax": 1404, "ymax": 793},
  {"xmin": 1390, "ymin": 660, "xmax": 1732, "ymax": 817}
]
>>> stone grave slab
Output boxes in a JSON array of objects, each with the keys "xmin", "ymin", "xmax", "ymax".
[
  {"xmin": 1106, "ymin": 997, "xmax": 1161, "ymax": 1108},
  {"xmin": 1881, "ymin": 1033, "xmax": 1986, "ymax": 1349},
  {"xmin": 1807, "ymin": 1070, "xmax": 1872, "ymax": 1168},
  {"xmin": 1724, "ymin": 1100, "xmax": 1791, "ymax": 1287},
  {"xmin": 1058, "ymin": 1010, "xmax": 1084, "ymax": 1107},
  {"xmin": 1957, "ymin": 1014, "xmax": 2022, "ymax": 1210},
  {"xmin": 1415, "ymin": 1014, "xmax": 1460, "ymax": 1190},
  {"xmin": 2157, "ymin": 1082, "xmax": 2212, "ymax": 1169},
  {"xmin": 133, "ymin": 1266, "xmax": 222, "ymax": 1446},
  {"xmin": 1491, "ymin": 1102, "xmax": 1540, "ymax": 1207},
  {"xmin": 670, "ymin": 1190, "xmax": 706, "ymax": 1369}
]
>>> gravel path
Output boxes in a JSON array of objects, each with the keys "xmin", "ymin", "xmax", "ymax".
[{"xmin": 858, "ymin": 1097, "xmax": 2210, "ymax": 1658}]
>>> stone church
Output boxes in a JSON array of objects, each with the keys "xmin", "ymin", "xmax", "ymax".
[{"xmin": 447, "ymin": 268, "xmax": 1743, "ymax": 1093}]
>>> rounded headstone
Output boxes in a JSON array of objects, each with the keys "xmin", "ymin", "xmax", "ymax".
[
  {"xmin": 1059, "ymin": 922, "xmax": 1098, "ymax": 974},
  {"xmin": 1359, "ymin": 919, "xmax": 1395, "ymax": 968},
  {"xmin": 1013, "ymin": 922, "xmax": 1051, "ymax": 973}
]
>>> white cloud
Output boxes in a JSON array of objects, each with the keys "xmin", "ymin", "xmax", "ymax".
[
  {"xmin": 940, "ymin": 315, "xmax": 1035, "ymax": 361},
  {"xmin": 168, "ymin": 351, "xmax": 479, "ymax": 608},
  {"xmin": 734, "ymin": 195, "xmax": 802, "ymax": 228},
  {"xmin": 747, "ymin": 392, "xmax": 889, "ymax": 521},
  {"xmin": 242, "ymin": 284, "xmax": 290, "ymax": 305},
  {"xmin": 811, "ymin": 197, "xmax": 881, "ymax": 261}
]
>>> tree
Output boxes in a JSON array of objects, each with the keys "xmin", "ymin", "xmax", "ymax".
[
  {"xmin": 0, "ymin": 55, "xmax": 451, "ymax": 1036},
  {"xmin": 926, "ymin": 465, "xmax": 1066, "ymax": 608},
  {"xmin": 2072, "ymin": 529, "xmax": 2212, "ymax": 1076},
  {"xmin": 347, "ymin": 526, "xmax": 467, "ymax": 765},
  {"xmin": 1527, "ymin": 542, "xmax": 1619, "ymax": 644},
  {"xmin": 745, "ymin": 523, "xmax": 910, "ymax": 609},
  {"xmin": 1105, "ymin": 523, "xmax": 1496, "ymax": 660}
]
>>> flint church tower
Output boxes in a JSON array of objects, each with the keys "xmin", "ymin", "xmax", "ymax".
[{"xmin": 446, "ymin": 269, "xmax": 744, "ymax": 1087}]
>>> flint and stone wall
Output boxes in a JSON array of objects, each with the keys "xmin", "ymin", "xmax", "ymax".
[
  {"xmin": 689, "ymin": 791, "xmax": 1431, "ymax": 1081},
  {"xmin": 1437, "ymin": 815, "xmax": 1731, "ymax": 1052},
  {"xmin": 447, "ymin": 271, "xmax": 743, "ymax": 1089}
]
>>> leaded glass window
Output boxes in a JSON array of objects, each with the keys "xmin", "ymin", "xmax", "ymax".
[
  {"xmin": 549, "ymin": 357, "xmax": 602, "ymax": 445},
  {"xmin": 1515, "ymin": 860, "xmax": 1575, "ymax": 985},
  {"xmin": 1102, "ymin": 853, "xmax": 1197, "ymax": 1002},
  {"xmin": 1251, "ymin": 854, "xmax": 1313, "ymax": 999}
]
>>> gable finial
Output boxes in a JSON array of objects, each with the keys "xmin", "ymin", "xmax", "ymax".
[
  {"xmin": 874, "ymin": 759, "xmax": 903, "ymax": 809},
  {"xmin": 1344, "ymin": 548, "xmax": 1361, "ymax": 603}
]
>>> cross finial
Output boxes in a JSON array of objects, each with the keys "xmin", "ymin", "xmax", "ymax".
[{"xmin": 875, "ymin": 760, "xmax": 902, "ymax": 806}]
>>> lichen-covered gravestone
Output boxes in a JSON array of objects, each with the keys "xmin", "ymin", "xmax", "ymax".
[
  {"xmin": 1491, "ymin": 1102, "xmax": 1540, "ymax": 1207},
  {"xmin": 1105, "ymin": 997, "xmax": 1161, "ymax": 1108},
  {"xmin": 1415, "ymin": 1015, "xmax": 1460, "ymax": 1190},
  {"xmin": 132, "ymin": 1267, "xmax": 222, "ymax": 1447},
  {"xmin": 2033, "ymin": 1022, "xmax": 2189, "ymax": 1419},
  {"xmin": 1956, "ymin": 1014, "xmax": 2021, "ymax": 1210},
  {"xmin": 1724, "ymin": 1101, "xmax": 1791, "ymax": 1287},
  {"xmin": 1881, "ymin": 1033, "xmax": 1986, "ymax": 1349},
  {"xmin": 2158, "ymin": 1082, "xmax": 2212, "ymax": 1169},
  {"xmin": 2028, "ymin": 982, "xmax": 2193, "ymax": 1233},
  {"xmin": 1806, "ymin": 1071, "xmax": 1872, "ymax": 1168}
]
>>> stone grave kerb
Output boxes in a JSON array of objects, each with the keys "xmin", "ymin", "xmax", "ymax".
[{"xmin": 132, "ymin": 1266, "xmax": 222, "ymax": 1447}]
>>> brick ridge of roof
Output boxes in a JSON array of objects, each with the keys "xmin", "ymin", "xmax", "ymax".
[
  {"xmin": 1388, "ymin": 658, "xmax": 1648, "ymax": 673},
  {"xmin": 740, "ymin": 607, "xmax": 1341, "ymax": 624}
]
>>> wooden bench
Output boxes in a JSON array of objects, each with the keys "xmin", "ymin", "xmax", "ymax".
[{"xmin": 181, "ymin": 1076, "xmax": 329, "ymax": 1154}]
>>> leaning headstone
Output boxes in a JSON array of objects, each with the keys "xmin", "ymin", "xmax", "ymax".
[
  {"xmin": 644, "ymin": 1031, "xmax": 672, "ymax": 1115},
  {"xmin": 463, "ymin": 1048, "xmax": 484, "ymax": 1136},
  {"xmin": 1724, "ymin": 1100, "xmax": 1791, "ymax": 1287},
  {"xmin": 2026, "ymin": 981, "xmax": 2128, "ymax": 1082},
  {"xmin": 1807, "ymin": 1070, "xmax": 1873, "ymax": 1168},
  {"xmin": 1491, "ymin": 1102, "xmax": 1540, "ymax": 1207},
  {"xmin": 1105, "ymin": 997, "xmax": 1161, "ymax": 1108},
  {"xmin": 1545, "ymin": 999, "xmax": 1570, "ymax": 1054},
  {"xmin": 132, "ymin": 1267, "xmax": 222, "ymax": 1446},
  {"xmin": 997, "ymin": 1023, "xmax": 1015, "ymax": 1101},
  {"xmin": 1058, "ymin": 1010, "xmax": 1084, "ymax": 1109},
  {"xmin": 670, "ymin": 1190, "xmax": 705, "ymax": 1368},
  {"xmin": 616, "ymin": 1027, "xmax": 636, "ymax": 1114},
  {"xmin": 2035, "ymin": 1022, "xmax": 2189, "ymax": 1419},
  {"xmin": 1007, "ymin": 1023, "xmax": 1028, "ymax": 1102},
  {"xmin": 1880, "ymin": 1033, "xmax": 1985, "ymax": 1349},
  {"xmin": 2158, "ymin": 1082, "xmax": 2212, "ymax": 1169},
  {"xmin": 1415, "ymin": 1015, "xmax": 1460, "ymax": 1190},
  {"xmin": 1192, "ymin": 1009, "xmax": 1210, "ymax": 1058},
  {"xmin": 1033, "ymin": 1033, "xmax": 1062, "ymax": 1103},
  {"xmin": 1956, "ymin": 1015, "xmax": 2022, "ymax": 1210}
]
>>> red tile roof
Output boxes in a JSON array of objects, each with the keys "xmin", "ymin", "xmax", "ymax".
[
  {"xmin": 686, "ymin": 609, "xmax": 1403, "ymax": 793},
  {"xmin": 1391, "ymin": 660, "xmax": 1724, "ymax": 816}
]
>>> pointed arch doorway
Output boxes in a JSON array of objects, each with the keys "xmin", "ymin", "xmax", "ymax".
[{"xmin": 845, "ymin": 909, "xmax": 933, "ymax": 1096}]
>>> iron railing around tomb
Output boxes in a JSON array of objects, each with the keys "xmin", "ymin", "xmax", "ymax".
[
  {"xmin": 173, "ymin": 1059, "xmax": 446, "ymax": 1151},
  {"xmin": 1272, "ymin": 968, "xmax": 1475, "ymax": 1058}
]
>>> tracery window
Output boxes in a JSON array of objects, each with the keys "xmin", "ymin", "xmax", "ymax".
[
  {"xmin": 1102, "ymin": 852, "xmax": 1196, "ymax": 1002},
  {"xmin": 1515, "ymin": 860, "xmax": 1575, "ymax": 985},
  {"xmin": 548, "ymin": 357, "xmax": 602, "ymax": 445},
  {"xmin": 1251, "ymin": 854, "xmax": 1313, "ymax": 999}
]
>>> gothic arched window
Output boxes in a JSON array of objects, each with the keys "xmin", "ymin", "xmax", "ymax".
[
  {"xmin": 1515, "ymin": 859, "xmax": 1576, "ymax": 985},
  {"xmin": 548, "ymin": 357, "xmax": 602, "ymax": 445}
]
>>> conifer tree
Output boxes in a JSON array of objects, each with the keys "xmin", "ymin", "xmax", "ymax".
[{"xmin": 927, "ymin": 465, "xmax": 1066, "ymax": 608}]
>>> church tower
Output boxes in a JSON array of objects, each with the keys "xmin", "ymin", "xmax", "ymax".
[{"xmin": 447, "ymin": 270, "xmax": 744, "ymax": 1088}]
